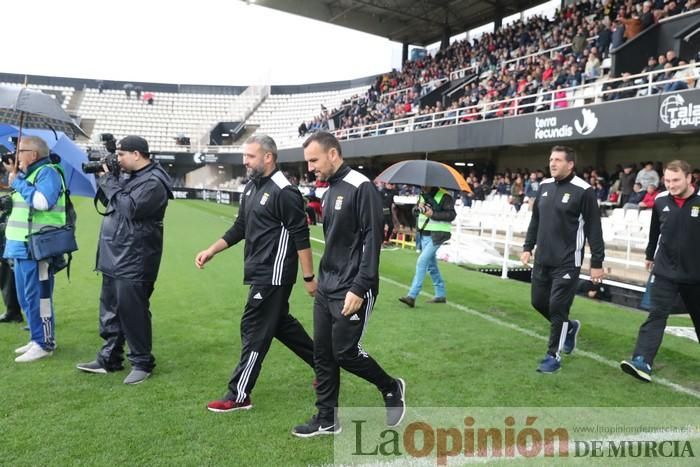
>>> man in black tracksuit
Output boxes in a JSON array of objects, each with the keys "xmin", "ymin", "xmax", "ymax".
[
  {"xmin": 196, "ymin": 135, "xmax": 316, "ymax": 412},
  {"xmin": 522, "ymin": 146, "xmax": 605, "ymax": 374},
  {"xmin": 292, "ymin": 132, "xmax": 405, "ymax": 438},
  {"xmin": 621, "ymin": 160, "xmax": 700, "ymax": 383},
  {"xmin": 380, "ymin": 182, "xmax": 396, "ymax": 244},
  {"xmin": 77, "ymin": 135, "xmax": 173, "ymax": 385}
]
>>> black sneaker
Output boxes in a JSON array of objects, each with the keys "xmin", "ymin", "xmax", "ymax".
[
  {"xmin": 292, "ymin": 414, "xmax": 341, "ymax": 438},
  {"xmin": 383, "ymin": 378, "xmax": 406, "ymax": 427}
]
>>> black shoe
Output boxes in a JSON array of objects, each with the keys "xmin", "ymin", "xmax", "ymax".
[
  {"xmin": 398, "ymin": 296, "xmax": 415, "ymax": 308},
  {"xmin": 76, "ymin": 360, "xmax": 109, "ymax": 374},
  {"xmin": 76, "ymin": 360, "xmax": 124, "ymax": 374},
  {"xmin": 383, "ymin": 378, "xmax": 406, "ymax": 427},
  {"xmin": 426, "ymin": 297, "xmax": 447, "ymax": 304},
  {"xmin": 0, "ymin": 312, "xmax": 23, "ymax": 323},
  {"xmin": 292, "ymin": 414, "xmax": 341, "ymax": 438}
]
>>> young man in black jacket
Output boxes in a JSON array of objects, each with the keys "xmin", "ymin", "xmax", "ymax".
[
  {"xmin": 621, "ymin": 160, "xmax": 700, "ymax": 382},
  {"xmin": 293, "ymin": 132, "xmax": 405, "ymax": 437},
  {"xmin": 77, "ymin": 135, "xmax": 173, "ymax": 384},
  {"xmin": 521, "ymin": 146, "xmax": 605, "ymax": 374},
  {"xmin": 195, "ymin": 135, "xmax": 316, "ymax": 411}
]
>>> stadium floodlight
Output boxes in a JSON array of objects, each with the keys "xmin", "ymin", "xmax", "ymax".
[{"xmin": 455, "ymin": 162, "xmax": 466, "ymax": 166}]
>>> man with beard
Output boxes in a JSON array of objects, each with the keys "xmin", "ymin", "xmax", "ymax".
[{"xmin": 196, "ymin": 135, "xmax": 316, "ymax": 411}]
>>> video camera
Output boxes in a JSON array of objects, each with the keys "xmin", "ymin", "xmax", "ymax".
[{"xmin": 82, "ymin": 133, "xmax": 119, "ymax": 175}]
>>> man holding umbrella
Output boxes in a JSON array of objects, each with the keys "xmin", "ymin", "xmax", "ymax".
[
  {"xmin": 376, "ymin": 160, "xmax": 465, "ymax": 308},
  {"xmin": 3, "ymin": 135, "xmax": 65, "ymax": 362},
  {"xmin": 398, "ymin": 185, "xmax": 457, "ymax": 308}
]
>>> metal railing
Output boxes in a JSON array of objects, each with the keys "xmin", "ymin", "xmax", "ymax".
[{"xmin": 331, "ymin": 62, "xmax": 699, "ymax": 141}]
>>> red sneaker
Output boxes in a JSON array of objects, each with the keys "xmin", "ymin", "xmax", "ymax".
[{"xmin": 206, "ymin": 397, "xmax": 253, "ymax": 413}]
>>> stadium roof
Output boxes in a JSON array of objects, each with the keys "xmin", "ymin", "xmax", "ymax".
[{"xmin": 256, "ymin": 0, "xmax": 546, "ymax": 46}]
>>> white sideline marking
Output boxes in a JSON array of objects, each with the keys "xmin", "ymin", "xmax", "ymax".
[{"xmin": 309, "ymin": 236, "xmax": 700, "ymax": 401}]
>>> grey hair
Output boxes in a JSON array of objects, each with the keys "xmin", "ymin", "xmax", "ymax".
[
  {"xmin": 245, "ymin": 134, "xmax": 277, "ymax": 160},
  {"xmin": 20, "ymin": 135, "xmax": 49, "ymax": 158}
]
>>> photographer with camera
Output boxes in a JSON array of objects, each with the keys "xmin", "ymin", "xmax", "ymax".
[
  {"xmin": 398, "ymin": 186, "xmax": 456, "ymax": 308},
  {"xmin": 76, "ymin": 135, "xmax": 173, "ymax": 385},
  {"xmin": 3, "ymin": 136, "xmax": 66, "ymax": 362},
  {"xmin": 0, "ymin": 185, "xmax": 21, "ymax": 324}
]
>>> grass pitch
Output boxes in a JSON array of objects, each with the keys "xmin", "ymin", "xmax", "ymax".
[{"xmin": 0, "ymin": 198, "xmax": 697, "ymax": 466}]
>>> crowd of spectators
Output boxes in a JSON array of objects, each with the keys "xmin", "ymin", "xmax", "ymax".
[
  {"xmin": 299, "ymin": 0, "xmax": 696, "ymax": 138},
  {"xmin": 458, "ymin": 159, "xmax": 700, "ymax": 214}
]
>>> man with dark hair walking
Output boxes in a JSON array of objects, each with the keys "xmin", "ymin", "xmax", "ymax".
[
  {"xmin": 621, "ymin": 160, "xmax": 700, "ymax": 382},
  {"xmin": 521, "ymin": 146, "xmax": 605, "ymax": 373},
  {"xmin": 196, "ymin": 134, "xmax": 316, "ymax": 411},
  {"xmin": 292, "ymin": 131, "xmax": 405, "ymax": 437}
]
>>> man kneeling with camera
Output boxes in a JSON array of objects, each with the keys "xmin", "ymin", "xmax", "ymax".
[
  {"xmin": 3, "ymin": 136, "xmax": 66, "ymax": 362},
  {"xmin": 77, "ymin": 136, "xmax": 173, "ymax": 384}
]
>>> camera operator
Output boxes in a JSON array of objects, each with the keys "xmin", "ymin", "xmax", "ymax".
[
  {"xmin": 398, "ymin": 186, "xmax": 456, "ymax": 308},
  {"xmin": 3, "ymin": 136, "xmax": 65, "ymax": 362},
  {"xmin": 76, "ymin": 135, "xmax": 173, "ymax": 385},
  {"xmin": 0, "ymin": 184, "xmax": 21, "ymax": 324}
]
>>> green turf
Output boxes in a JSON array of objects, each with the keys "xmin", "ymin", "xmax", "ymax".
[{"xmin": 0, "ymin": 198, "xmax": 698, "ymax": 466}]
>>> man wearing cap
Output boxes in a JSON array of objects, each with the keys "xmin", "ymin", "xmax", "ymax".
[
  {"xmin": 76, "ymin": 135, "xmax": 173, "ymax": 385},
  {"xmin": 3, "ymin": 135, "xmax": 66, "ymax": 362}
]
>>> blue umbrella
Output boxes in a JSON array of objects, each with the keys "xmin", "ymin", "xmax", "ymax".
[{"xmin": 0, "ymin": 125, "xmax": 96, "ymax": 197}]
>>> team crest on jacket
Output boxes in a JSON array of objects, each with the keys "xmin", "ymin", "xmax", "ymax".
[
  {"xmin": 260, "ymin": 192, "xmax": 270, "ymax": 205},
  {"xmin": 334, "ymin": 196, "xmax": 344, "ymax": 210},
  {"xmin": 561, "ymin": 193, "xmax": 570, "ymax": 203},
  {"xmin": 692, "ymin": 206, "xmax": 699, "ymax": 218}
]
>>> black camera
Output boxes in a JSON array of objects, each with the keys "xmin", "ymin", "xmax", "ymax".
[
  {"xmin": 82, "ymin": 152, "xmax": 119, "ymax": 175},
  {"xmin": 0, "ymin": 152, "xmax": 15, "ymax": 166},
  {"xmin": 82, "ymin": 133, "xmax": 119, "ymax": 175},
  {"xmin": 412, "ymin": 204, "xmax": 429, "ymax": 216}
]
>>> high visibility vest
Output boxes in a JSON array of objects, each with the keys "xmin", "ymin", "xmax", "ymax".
[
  {"xmin": 418, "ymin": 188, "xmax": 452, "ymax": 232},
  {"xmin": 6, "ymin": 163, "xmax": 66, "ymax": 242}
]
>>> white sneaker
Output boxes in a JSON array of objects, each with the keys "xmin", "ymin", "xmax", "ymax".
[
  {"xmin": 15, "ymin": 341, "xmax": 34, "ymax": 354},
  {"xmin": 15, "ymin": 342, "xmax": 53, "ymax": 363}
]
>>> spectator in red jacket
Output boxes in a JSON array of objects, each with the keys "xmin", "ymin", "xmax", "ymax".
[{"xmin": 638, "ymin": 184, "xmax": 659, "ymax": 209}]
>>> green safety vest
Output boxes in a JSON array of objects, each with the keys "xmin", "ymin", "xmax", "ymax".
[
  {"xmin": 418, "ymin": 188, "xmax": 452, "ymax": 232},
  {"xmin": 6, "ymin": 163, "xmax": 66, "ymax": 242}
]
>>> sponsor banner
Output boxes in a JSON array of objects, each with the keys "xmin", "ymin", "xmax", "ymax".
[
  {"xmin": 502, "ymin": 98, "xmax": 658, "ymax": 145},
  {"xmin": 169, "ymin": 188, "xmax": 240, "ymax": 204},
  {"xmin": 335, "ymin": 407, "xmax": 700, "ymax": 466},
  {"xmin": 657, "ymin": 89, "xmax": 700, "ymax": 131}
]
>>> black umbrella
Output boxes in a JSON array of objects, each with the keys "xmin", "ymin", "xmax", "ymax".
[
  {"xmin": 375, "ymin": 159, "xmax": 472, "ymax": 192},
  {"xmin": 0, "ymin": 85, "xmax": 86, "ymax": 138}
]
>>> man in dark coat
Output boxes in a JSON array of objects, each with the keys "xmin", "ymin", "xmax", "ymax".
[{"xmin": 77, "ymin": 135, "xmax": 173, "ymax": 385}]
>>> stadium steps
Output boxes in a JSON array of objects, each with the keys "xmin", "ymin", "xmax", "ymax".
[
  {"xmin": 80, "ymin": 118, "xmax": 97, "ymax": 138},
  {"xmin": 234, "ymin": 124, "xmax": 259, "ymax": 143},
  {"xmin": 66, "ymin": 89, "xmax": 85, "ymax": 113}
]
